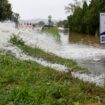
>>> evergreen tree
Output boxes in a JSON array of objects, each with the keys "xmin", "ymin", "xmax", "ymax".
[
  {"xmin": 66, "ymin": 0, "xmax": 105, "ymax": 35},
  {"xmin": 0, "ymin": 0, "xmax": 12, "ymax": 21}
]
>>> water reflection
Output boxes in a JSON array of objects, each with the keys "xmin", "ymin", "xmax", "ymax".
[{"xmin": 69, "ymin": 32, "xmax": 102, "ymax": 47}]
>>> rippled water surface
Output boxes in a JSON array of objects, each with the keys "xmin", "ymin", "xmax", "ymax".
[
  {"xmin": 21, "ymin": 31, "xmax": 105, "ymax": 74},
  {"xmin": 1, "ymin": 22, "xmax": 105, "ymax": 85},
  {"xmin": 60, "ymin": 33, "xmax": 105, "ymax": 74}
]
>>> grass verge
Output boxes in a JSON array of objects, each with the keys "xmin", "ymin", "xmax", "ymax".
[
  {"xmin": 9, "ymin": 35, "xmax": 87, "ymax": 72},
  {"xmin": 0, "ymin": 54, "xmax": 105, "ymax": 105}
]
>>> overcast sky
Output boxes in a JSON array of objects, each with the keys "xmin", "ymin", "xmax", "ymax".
[{"xmin": 9, "ymin": 0, "xmax": 71, "ymax": 20}]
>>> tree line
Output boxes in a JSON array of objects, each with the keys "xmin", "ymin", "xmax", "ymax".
[
  {"xmin": 67, "ymin": 0, "xmax": 105, "ymax": 35},
  {"xmin": 0, "ymin": 0, "xmax": 13, "ymax": 21},
  {"xmin": 0, "ymin": 0, "xmax": 19, "ymax": 23}
]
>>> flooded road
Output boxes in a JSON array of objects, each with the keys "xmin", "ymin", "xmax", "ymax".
[
  {"xmin": 1, "ymin": 21, "xmax": 105, "ymax": 85},
  {"xmin": 59, "ymin": 33, "xmax": 105, "ymax": 74},
  {"xmin": 1, "ymin": 21, "xmax": 104, "ymax": 74},
  {"xmin": 21, "ymin": 31, "xmax": 105, "ymax": 74}
]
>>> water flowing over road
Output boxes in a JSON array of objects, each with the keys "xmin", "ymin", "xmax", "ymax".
[
  {"xmin": 58, "ymin": 33, "xmax": 105, "ymax": 74},
  {"xmin": 1, "ymin": 21, "xmax": 105, "ymax": 86},
  {"xmin": 18, "ymin": 30, "xmax": 105, "ymax": 74}
]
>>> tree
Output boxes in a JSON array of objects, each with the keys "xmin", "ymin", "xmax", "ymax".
[
  {"xmin": 12, "ymin": 13, "xmax": 20, "ymax": 28},
  {"xmin": 85, "ymin": 0, "xmax": 100, "ymax": 35},
  {"xmin": 81, "ymin": 1, "xmax": 88, "ymax": 33},
  {"xmin": 100, "ymin": 0, "xmax": 105, "ymax": 11},
  {"xmin": 57, "ymin": 20, "xmax": 68, "ymax": 28},
  {"xmin": 66, "ymin": 0, "xmax": 105, "ymax": 35},
  {"xmin": 48, "ymin": 15, "xmax": 54, "ymax": 26},
  {"xmin": 37, "ymin": 21, "xmax": 45, "ymax": 26},
  {"xmin": 65, "ymin": 0, "xmax": 81, "ymax": 14},
  {"xmin": 48, "ymin": 15, "xmax": 52, "ymax": 26},
  {"xmin": 0, "ymin": 0, "xmax": 12, "ymax": 21}
]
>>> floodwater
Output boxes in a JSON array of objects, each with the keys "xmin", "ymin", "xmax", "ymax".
[
  {"xmin": 69, "ymin": 32, "xmax": 100, "ymax": 46},
  {"xmin": 1, "ymin": 21, "xmax": 105, "ymax": 85},
  {"xmin": 18, "ymin": 29, "xmax": 105, "ymax": 75},
  {"xmin": 61, "ymin": 32, "xmax": 105, "ymax": 74}
]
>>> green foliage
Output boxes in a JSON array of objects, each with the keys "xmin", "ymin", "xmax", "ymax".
[
  {"xmin": 37, "ymin": 21, "xmax": 45, "ymax": 26},
  {"xmin": 44, "ymin": 27, "xmax": 59, "ymax": 35},
  {"xmin": 12, "ymin": 13, "xmax": 20, "ymax": 24},
  {"xmin": 67, "ymin": 0, "xmax": 105, "ymax": 35},
  {"xmin": 57, "ymin": 20, "xmax": 68, "ymax": 28},
  {"xmin": 44, "ymin": 27, "xmax": 60, "ymax": 42},
  {"xmin": 0, "ymin": 54, "xmax": 105, "ymax": 104},
  {"xmin": 0, "ymin": 0, "xmax": 12, "ymax": 21},
  {"xmin": 10, "ymin": 35, "xmax": 24, "ymax": 46}
]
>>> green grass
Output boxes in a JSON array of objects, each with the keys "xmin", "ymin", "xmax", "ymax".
[
  {"xmin": 43, "ymin": 27, "xmax": 60, "ymax": 42},
  {"xmin": 0, "ymin": 54, "xmax": 105, "ymax": 105},
  {"xmin": 9, "ymin": 35, "xmax": 87, "ymax": 72},
  {"xmin": 44, "ymin": 27, "xmax": 59, "ymax": 36}
]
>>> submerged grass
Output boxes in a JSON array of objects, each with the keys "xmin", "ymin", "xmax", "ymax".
[
  {"xmin": 44, "ymin": 27, "xmax": 59, "ymax": 36},
  {"xmin": 43, "ymin": 27, "xmax": 60, "ymax": 42},
  {"xmin": 9, "ymin": 35, "xmax": 87, "ymax": 72},
  {"xmin": 0, "ymin": 54, "xmax": 105, "ymax": 105}
]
